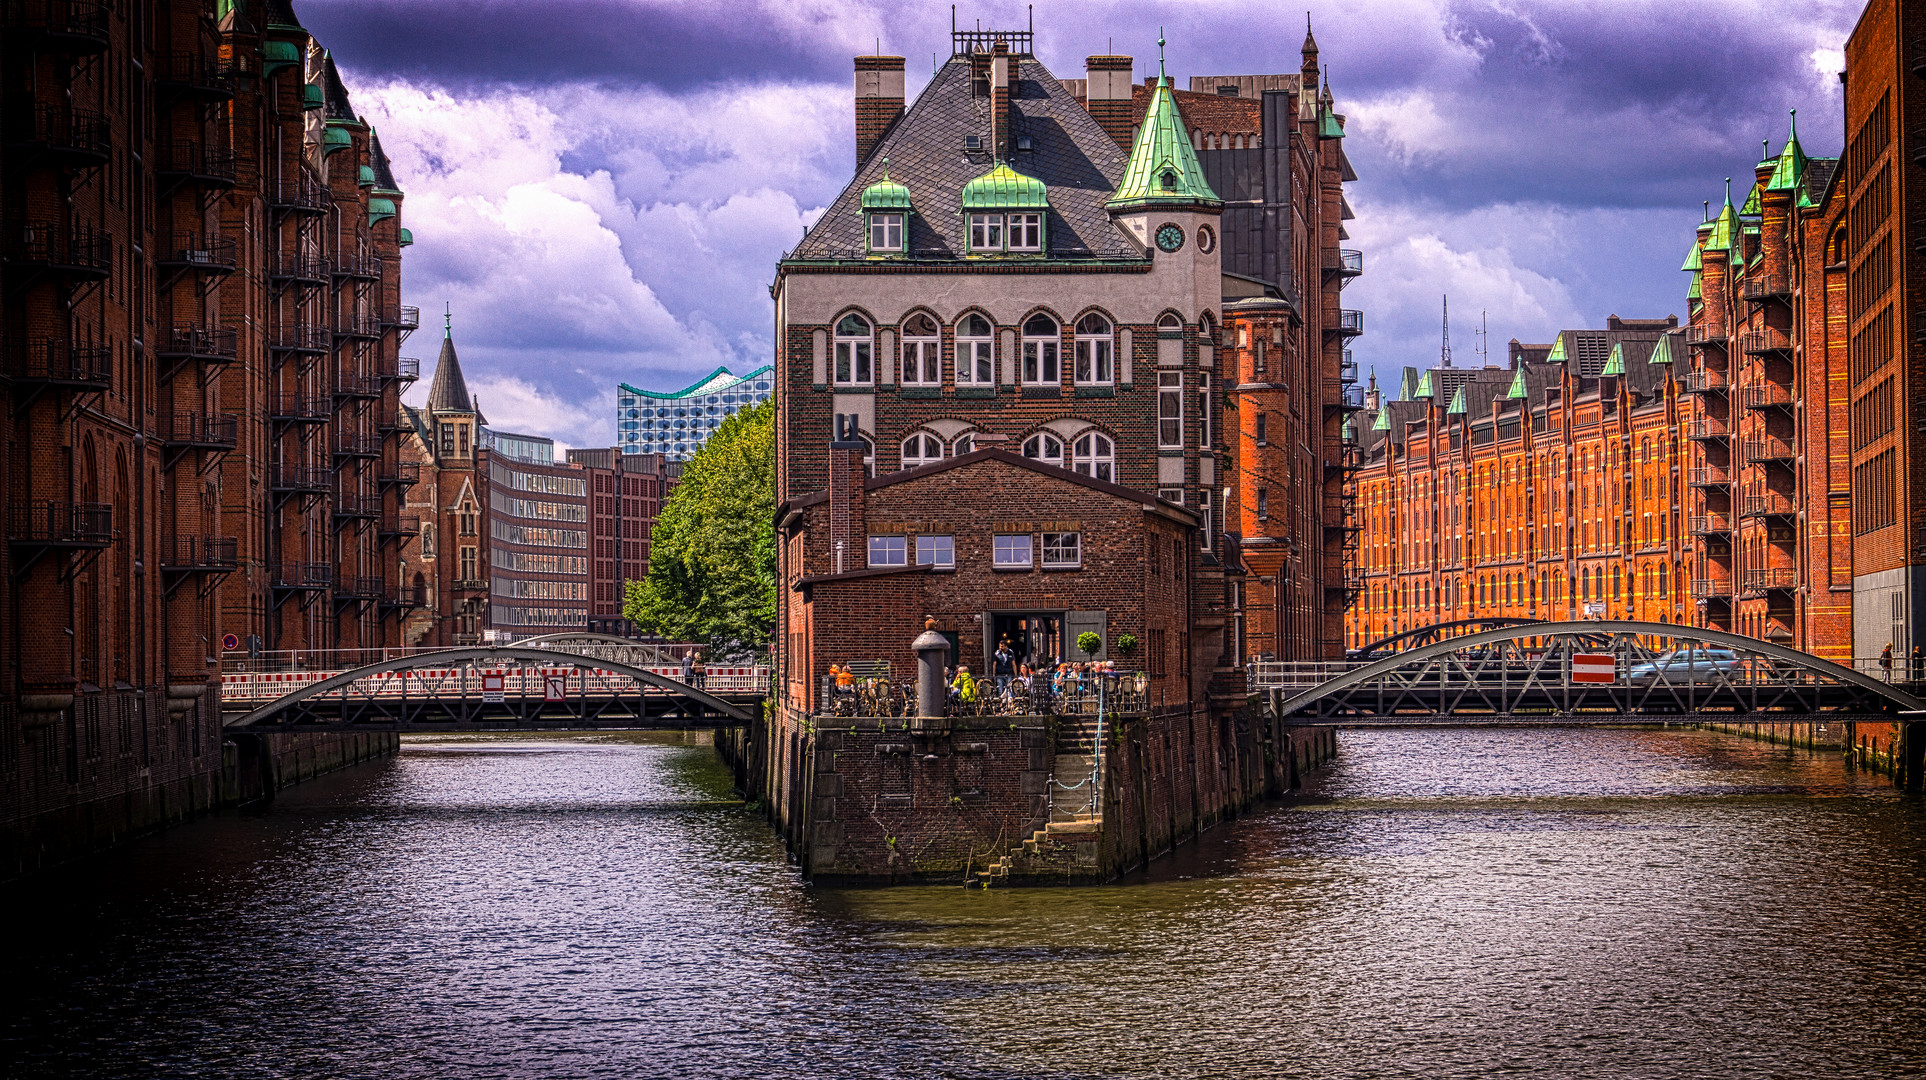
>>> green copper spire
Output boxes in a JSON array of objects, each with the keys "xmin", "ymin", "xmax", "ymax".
[
  {"xmin": 1372, "ymin": 408, "xmax": 1391, "ymax": 431},
  {"xmin": 1765, "ymin": 110, "xmax": 1810, "ymax": 193},
  {"xmin": 1109, "ymin": 31, "xmax": 1222, "ymax": 212},
  {"xmin": 1414, "ymin": 369, "xmax": 1434, "ymax": 399},
  {"xmin": 1447, "ymin": 385, "xmax": 1468, "ymax": 415},
  {"xmin": 1703, "ymin": 178, "xmax": 1738, "ymax": 253},
  {"xmin": 1601, "ymin": 343, "xmax": 1625, "ymax": 376},
  {"xmin": 1740, "ymin": 182, "xmax": 1762, "ymax": 216},
  {"xmin": 1688, "ymin": 269, "xmax": 1703, "ymax": 301},
  {"xmin": 1318, "ymin": 67, "xmax": 1345, "ymax": 139},
  {"xmin": 1649, "ymin": 335, "xmax": 1676, "ymax": 365},
  {"xmin": 1681, "ymin": 237, "xmax": 1703, "ymax": 272},
  {"xmin": 1506, "ymin": 365, "xmax": 1529, "ymax": 399},
  {"xmin": 1546, "ymin": 334, "xmax": 1568, "ymax": 364}
]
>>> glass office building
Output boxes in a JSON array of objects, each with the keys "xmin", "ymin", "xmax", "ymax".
[{"xmin": 617, "ymin": 365, "xmax": 773, "ymax": 460}]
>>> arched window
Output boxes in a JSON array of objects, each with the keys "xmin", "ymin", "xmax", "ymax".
[
  {"xmin": 1021, "ymin": 313, "xmax": 1059, "ymax": 385},
  {"xmin": 901, "ymin": 313, "xmax": 940, "ymax": 386},
  {"xmin": 951, "ymin": 433, "xmax": 974, "ymax": 455},
  {"xmin": 1071, "ymin": 430, "xmax": 1114, "ymax": 482},
  {"xmin": 901, "ymin": 431, "xmax": 944, "ymax": 470},
  {"xmin": 956, "ymin": 313, "xmax": 994, "ymax": 385},
  {"xmin": 1158, "ymin": 312, "xmax": 1182, "ymax": 332},
  {"xmin": 1073, "ymin": 313, "xmax": 1113, "ymax": 385},
  {"xmin": 833, "ymin": 313, "xmax": 873, "ymax": 385},
  {"xmin": 1022, "ymin": 432, "xmax": 1064, "ymax": 467}
]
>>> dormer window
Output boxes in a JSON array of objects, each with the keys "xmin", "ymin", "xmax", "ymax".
[
  {"xmin": 960, "ymin": 162, "xmax": 1049, "ymax": 256},
  {"xmin": 969, "ymin": 213, "xmax": 1003, "ymax": 251},
  {"xmin": 1007, "ymin": 213, "xmax": 1042, "ymax": 250},
  {"xmin": 868, "ymin": 212, "xmax": 903, "ymax": 252},
  {"xmin": 964, "ymin": 134, "xmax": 983, "ymax": 151}
]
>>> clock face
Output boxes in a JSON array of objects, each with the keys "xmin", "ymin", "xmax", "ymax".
[{"xmin": 1155, "ymin": 223, "xmax": 1186, "ymax": 253}]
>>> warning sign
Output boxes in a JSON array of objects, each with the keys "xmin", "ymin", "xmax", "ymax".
[
  {"xmin": 1570, "ymin": 653, "xmax": 1617, "ymax": 684},
  {"xmin": 544, "ymin": 673, "xmax": 566, "ymax": 702},
  {"xmin": 481, "ymin": 673, "xmax": 506, "ymax": 703}
]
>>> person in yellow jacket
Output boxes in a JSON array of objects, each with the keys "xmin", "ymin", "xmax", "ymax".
[{"xmin": 950, "ymin": 666, "xmax": 978, "ymax": 704}]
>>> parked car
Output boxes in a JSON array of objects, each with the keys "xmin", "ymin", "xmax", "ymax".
[{"xmin": 1627, "ymin": 647, "xmax": 1745, "ymax": 685}]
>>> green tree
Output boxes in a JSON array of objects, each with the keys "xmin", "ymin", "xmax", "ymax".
[{"xmin": 623, "ymin": 400, "xmax": 775, "ymax": 657}]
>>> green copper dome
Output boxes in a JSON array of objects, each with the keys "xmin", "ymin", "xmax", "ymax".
[
  {"xmin": 961, "ymin": 161, "xmax": 1048, "ymax": 210},
  {"xmin": 1688, "ymin": 270, "xmax": 1702, "ymax": 301},
  {"xmin": 263, "ymin": 40, "xmax": 300, "ymax": 77},
  {"xmin": 1109, "ymin": 42, "xmax": 1221, "ymax": 213},
  {"xmin": 322, "ymin": 123, "xmax": 353, "ymax": 155},
  {"xmin": 1546, "ymin": 335, "xmax": 1568, "ymax": 364},
  {"xmin": 860, "ymin": 161, "xmax": 913, "ymax": 210},
  {"xmin": 1740, "ymin": 183, "xmax": 1762, "ymax": 216}
]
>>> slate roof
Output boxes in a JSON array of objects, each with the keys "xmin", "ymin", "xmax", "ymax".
[
  {"xmin": 369, "ymin": 131, "xmax": 399, "ymax": 191},
  {"xmin": 425, "ymin": 333, "xmax": 474, "ymax": 414},
  {"xmin": 267, "ymin": 0, "xmax": 302, "ymax": 29},
  {"xmin": 323, "ymin": 56, "xmax": 356, "ymax": 122},
  {"xmin": 788, "ymin": 56, "xmax": 1140, "ymax": 262}
]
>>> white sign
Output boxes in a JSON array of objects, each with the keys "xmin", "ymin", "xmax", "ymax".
[
  {"xmin": 1584, "ymin": 600, "xmax": 1605, "ymax": 618},
  {"xmin": 481, "ymin": 672, "xmax": 505, "ymax": 704},
  {"xmin": 544, "ymin": 674, "xmax": 566, "ymax": 702}
]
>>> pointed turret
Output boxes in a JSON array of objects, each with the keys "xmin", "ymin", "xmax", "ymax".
[
  {"xmin": 1302, "ymin": 13, "xmax": 1319, "ymax": 70},
  {"xmin": 1364, "ymin": 371, "xmax": 1380, "ymax": 411},
  {"xmin": 1318, "ymin": 69, "xmax": 1345, "ymax": 139},
  {"xmin": 1108, "ymin": 33, "xmax": 1221, "ymax": 212},
  {"xmin": 1765, "ymin": 110, "xmax": 1809, "ymax": 193},
  {"xmin": 1703, "ymin": 179, "xmax": 1739, "ymax": 254},
  {"xmin": 426, "ymin": 308, "xmax": 475, "ymax": 415}
]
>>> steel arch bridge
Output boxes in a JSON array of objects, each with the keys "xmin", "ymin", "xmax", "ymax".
[
  {"xmin": 1262, "ymin": 621, "xmax": 1926, "ymax": 727},
  {"xmin": 227, "ymin": 647, "xmax": 757, "ymax": 732},
  {"xmin": 1347, "ymin": 618, "xmax": 1552, "ymax": 660},
  {"xmin": 509, "ymin": 632, "xmax": 694, "ymax": 667}
]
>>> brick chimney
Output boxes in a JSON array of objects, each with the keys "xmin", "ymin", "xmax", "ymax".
[
  {"xmin": 828, "ymin": 416, "xmax": 868, "ymax": 573},
  {"xmin": 854, "ymin": 54, "xmax": 906, "ymax": 168},
  {"xmin": 991, "ymin": 41, "xmax": 1012, "ymax": 159},
  {"xmin": 1084, "ymin": 55, "xmax": 1134, "ymax": 149}
]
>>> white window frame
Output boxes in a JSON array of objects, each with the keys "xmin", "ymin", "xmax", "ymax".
[
  {"xmin": 1022, "ymin": 432, "xmax": 1064, "ymax": 468},
  {"xmin": 1073, "ymin": 313, "xmax": 1114, "ymax": 386},
  {"xmin": 1007, "ymin": 212, "xmax": 1042, "ymax": 251},
  {"xmin": 868, "ymin": 212, "xmax": 904, "ymax": 252},
  {"xmin": 993, "ymin": 533, "xmax": 1033, "ymax": 568},
  {"xmin": 1197, "ymin": 490, "xmax": 1214, "ymax": 550},
  {"xmin": 868, "ymin": 535, "xmax": 908, "ymax": 566},
  {"xmin": 833, "ymin": 313, "xmax": 873, "ymax": 386},
  {"xmin": 956, "ymin": 314, "xmax": 995, "ymax": 384},
  {"xmin": 1021, "ymin": 315, "xmax": 1060, "ymax": 385},
  {"xmin": 900, "ymin": 431, "xmax": 944, "ymax": 470},
  {"xmin": 915, "ymin": 534, "xmax": 955, "ymax": 568},
  {"xmin": 950, "ymin": 434, "xmax": 974, "ymax": 455},
  {"xmin": 968, "ymin": 213, "xmax": 1004, "ymax": 252},
  {"xmin": 1041, "ymin": 531, "xmax": 1081, "ymax": 569},
  {"xmin": 1158, "ymin": 372, "xmax": 1184, "ymax": 447},
  {"xmin": 1071, "ymin": 431, "xmax": 1114, "ymax": 483},
  {"xmin": 900, "ymin": 314, "xmax": 941, "ymax": 386}
]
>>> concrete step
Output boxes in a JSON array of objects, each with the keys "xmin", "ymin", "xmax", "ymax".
[{"xmin": 1051, "ymin": 754, "xmax": 1097, "ymax": 817}]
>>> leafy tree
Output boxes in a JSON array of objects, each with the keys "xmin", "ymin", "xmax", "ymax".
[{"xmin": 623, "ymin": 400, "xmax": 775, "ymax": 657}]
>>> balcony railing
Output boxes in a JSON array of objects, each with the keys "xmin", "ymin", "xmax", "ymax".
[
  {"xmin": 2, "ymin": 101, "xmax": 111, "ymax": 162},
  {"xmin": 451, "ymin": 579, "xmax": 488, "ymax": 593},
  {"xmin": 1683, "ymin": 325, "xmax": 1728, "ymax": 347},
  {"xmin": 268, "ymin": 176, "xmax": 332, "ymax": 214},
  {"xmin": 1688, "ymin": 514, "xmax": 1732, "ymax": 536},
  {"xmin": 161, "ymin": 536, "xmax": 238, "ymax": 573},
  {"xmin": 1741, "ymin": 327, "xmax": 1792, "ymax": 355},
  {"xmin": 269, "ymin": 252, "xmax": 329, "ymax": 284},
  {"xmin": 1679, "ymin": 369, "xmax": 1728, "ymax": 394},
  {"xmin": 818, "ymin": 671, "xmax": 1150, "ymax": 719},
  {"xmin": 1688, "ymin": 466, "xmax": 1731, "ymax": 488},
  {"xmin": 1744, "ymin": 567, "xmax": 1799, "ymax": 592},
  {"xmin": 1332, "ymin": 309, "xmax": 1365, "ymax": 336},
  {"xmin": 378, "ymin": 461, "xmax": 421, "ymax": 488},
  {"xmin": 1745, "ymin": 437, "xmax": 1795, "ymax": 464},
  {"xmin": 336, "ymin": 575, "xmax": 385, "ymax": 601},
  {"xmin": 332, "ymin": 493, "xmax": 382, "ymax": 520},
  {"xmin": 3, "ymin": 0, "xmax": 112, "ymax": 50},
  {"xmin": 378, "ymin": 513, "xmax": 421, "ymax": 541},
  {"xmin": 156, "ymin": 233, "xmax": 237, "ymax": 274},
  {"xmin": 9, "ymin": 339, "xmax": 111, "ymax": 389},
  {"xmin": 334, "ymin": 315, "xmax": 382, "ymax": 340},
  {"xmin": 1684, "ymin": 417, "xmax": 1730, "ymax": 441},
  {"xmin": 381, "ymin": 587, "xmax": 426, "ymax": 610},
  {"xmin": 2, "ymin": 222, "xmax": 111, "ymax": 278},
  {"xmin": 333, "ymin": 373, "xmax": 382, "ymax": 399},
  {"xmin": 1740, "ymin": 273, "xmax": 1791, "ymax": 302},
  {"xmin": 157, "ymin": 139, "xmax": 237, "ymax": 186},
  {"xmin": 333, "ymin": 253, "xmax": 381, "ymax": 280},
  {"xmin": 153, "ymin": 51, "xmax": 238, "ymax": 99},
  {"xmin": 387, "ymin": 305, "xmax": 421, "ymax": 331},
  {"xmin": 1325, "ymin": 248, "xmax": 1364, "ymax": 277},
  {"xmin": 1691, "ymin": 577, "xmax": 1732, "ymax": 599},
  {"xmin": 332, "ymin": 432, "xmax": 381, "ymax": 459},
  {"xmin": 1739, "ymin": 382, "xmax": 1794, "ymax": 410},
  {"xmin": 270, "ymin": 562, "xmax": 333, "ymax": 590},
  {"xmin": 268, "ymin": 393, "xmax": 329, "ymax": 423},
  {"xmin": 377, "ymin": 356, "xmax": 421, "ymax": 382},
  {"xmin": 161, "ymin": 411, "xmax": 238, "ymax": 450},
  {"xmin": 268, "ymin": 323, "xmax": 331, "ymax": 354},
  {"xmin": 155, "ymin": 325, "xmax": 238, "ymax": 364},
  {"xmin": 270, "ymin": 465, "xmax": 332, "ymax": 493},
  {"xmin": 1740, "ymin": 492, "xmax": 1796, "ymax": 518},
  {"xmin": 9, "ymin": 501, "xmax": 111, "ymax": 546}
]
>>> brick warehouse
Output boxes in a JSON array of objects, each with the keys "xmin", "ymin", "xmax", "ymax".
[
  {"xmin": 0, "ymin": 0, "xmax": 411, "ymax": 869},
  {"xmin": 751, "ymin": 22, "xmax": 1355, "ymax": 883}
]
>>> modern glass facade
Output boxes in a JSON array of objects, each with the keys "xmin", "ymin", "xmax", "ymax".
[{"xmin": 617, "ymin": 366, "xmax": 773, "ymax": 460}]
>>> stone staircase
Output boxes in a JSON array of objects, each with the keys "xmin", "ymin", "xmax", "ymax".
[{"xmin": 970, "ymin": 744, "xmax": 1103, "ymax": 888}]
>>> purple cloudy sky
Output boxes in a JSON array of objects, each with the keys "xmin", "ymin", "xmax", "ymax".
[{"xmin": 301, "ymin": 0, "xmax": 1861, "ymax": 447}]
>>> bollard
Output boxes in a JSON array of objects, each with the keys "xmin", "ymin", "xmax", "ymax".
[{"xmin": 913, "ymin": 618, "xmax": 949, "ymax": 718}]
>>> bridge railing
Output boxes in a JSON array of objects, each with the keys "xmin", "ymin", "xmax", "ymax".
[
  {"xmin": 220, "ymin": 640, "xmax": 711, "ymax": 674},
  {"xmin": 818, "ymin": 672, "xmax": 1150, "ymax": 719},
  {"xmin": 221, "ymin": 660, "xmax": 769, "ymax": 703}
]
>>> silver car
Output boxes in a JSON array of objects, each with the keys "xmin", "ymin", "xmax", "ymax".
[{"xmin": 1627, "ymin": 647, "xmax": 1744, "ymax": 685}]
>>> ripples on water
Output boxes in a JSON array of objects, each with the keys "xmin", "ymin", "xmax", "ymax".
[{"xmin": 4, "ymin": 728, "xmax": 1924, "ymax": 1079}]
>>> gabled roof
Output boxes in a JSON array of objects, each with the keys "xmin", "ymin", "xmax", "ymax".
[
  {"xmin": 1110, "ymin": 59, "xmax": 1222, "ymax": 212},
  {"xmin": 788, "ymin": 57, "xmax": 1139, "ymax": 262},
  {"xmin": 776, "ymin": 448, "xmax": 1199, "ymax": 526}
]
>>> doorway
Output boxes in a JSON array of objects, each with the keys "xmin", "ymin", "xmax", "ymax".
[{"xmin": 990, "ymin": 612, "xmax": 1063, "ymax": 674}]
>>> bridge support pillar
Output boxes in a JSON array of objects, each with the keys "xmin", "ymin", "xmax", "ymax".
[{"xmin": 1902, "ymin": 721, "xmax": 1925, "ymax": 793}]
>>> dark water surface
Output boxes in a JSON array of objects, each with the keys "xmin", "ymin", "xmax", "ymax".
[{"xmin": 5, "ymin": 728, "xmax": 1925, "ymax": 1079}]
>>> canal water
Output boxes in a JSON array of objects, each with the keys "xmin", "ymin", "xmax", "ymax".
[{"xmin": 5, "ymin": 727, "xmax": 1924, "ymax": 1079}]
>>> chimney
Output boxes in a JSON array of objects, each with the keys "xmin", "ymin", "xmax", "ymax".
[
  {"xmin": 1084, "ymin": 55, "xmax": 1134, "ymax": 149},
  {"xmin": 828, "ymin": 415, "xmax": 868, "ymax": 573},
  {"xmin": 854, "ymin": 54, "xmax": 906, "ymax": 168},
  {"xmin": 991, "ymin": 41, "xmax": 1012, "ymax": 159}
]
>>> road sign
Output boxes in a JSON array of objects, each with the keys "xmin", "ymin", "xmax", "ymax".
[
  {"xmin": 1584, "ymin": 600, "xmax": 1605, "ymax": 618},
  {"xmin": 544, "ymin": 673, "xmax": 566, "ymax": 702},
  {"xmin": 481, "ymin": 672, "xmax": 505, "ymax": 703},
  {"xmin": 1571, "ymin": 653, "xmax": 1616, "ymax": 683},
  {"xmin": 221, "ymin": 633, "xmax": 239, "ymax": 651}
]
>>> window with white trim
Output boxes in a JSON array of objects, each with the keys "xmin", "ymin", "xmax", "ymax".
[
  {"xmin": 1074, "ymin": 313, "xmax": 1113, "ymax": 385},
  {"xmin": 1021, "ymin": 313, "xmax": 1059, "ymax": 385},
  {"xmin": 901, "ymin": 313, "xmax": 940, "ymax": 385},
  {"xmin": 901, "ymin": 431, "xmax": 944, "ymax": 470},
  {"xmin": 868, "ymin": 535, "xmax": 907, "ymax": 566},
  {"xmin": 1071, "ymin": 431, "xmax": 1114, "ymax": 483},
  {"xmin": 1041, "ymin": 531, "xmax": 1080, "ymax": 568},
  {"xmin": 956, "ymin": 313, "xmax": 994, "ymax": 384},
  {"xmin": 1007, "ymin": 212, "xmax": 1042, "ymax": 251},
  {"xmin": 915, "ymin": 534, "xmax": 954, "ymax": 568},
  {"xmin": 1158, "ymin": 372, "xmax": 1183, "ymax": 447},
  {"xmin": 993, "ymin": 533, "xmax": 1033, "ymax": 567},
  {"xmin": 951, "ymin": 434, "xmax": 973, "ymax": 455},
  {"xmin": 868, "ymin": 212, "xmax": 904, "ymax": 252},
  {"xmin": 833, "ymin": 313, "xmax": 873, "ymax": 385},
  {"xmin": 968, "ymin": 213, "xmax": 1003, "ymax": 251},
  {"xmin": 1196, "ymin": 490, "xmax": 1213, "ymax": 550},
  {"xmin": 1022, "ymin": 432, "xmax": 1064, "ymax": 468}
]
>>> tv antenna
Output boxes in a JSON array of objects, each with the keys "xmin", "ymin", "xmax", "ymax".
[{"xmin": 1440, "ymin": 294, "xmax": 1452, "ymax": 369}]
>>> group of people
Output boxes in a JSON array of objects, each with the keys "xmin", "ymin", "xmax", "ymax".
[{"xmin": 823, "ymin": 638, "xmax": 1137, "ymax": 717}]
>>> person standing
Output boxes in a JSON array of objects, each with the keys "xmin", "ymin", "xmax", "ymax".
[
  {"xmin": 1879, "ymin": 642, "xmax": 1893, "ymax": 682},
  {"xmin": 993, "ymin": 639, "xmax": 1015, "ymax": 691}
]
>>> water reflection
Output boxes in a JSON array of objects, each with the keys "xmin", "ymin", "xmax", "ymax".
[{"xmin": 4, "ymin": 728, "xmax": 1923, "ymax": 1079}]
